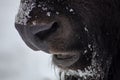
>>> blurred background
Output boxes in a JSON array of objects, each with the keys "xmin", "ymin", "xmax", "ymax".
[{"xmin": 0, "ymin": 0, "xmax": 58, "ymax": 80}]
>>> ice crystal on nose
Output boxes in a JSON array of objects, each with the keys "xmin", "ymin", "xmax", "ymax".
[
  {"xmin": 65, "ymin": 6, "xmax": 75, "ymax": 14},
  {"xmin": 15, "ymin": 1, "xmax": 36, "ymax": 25}
]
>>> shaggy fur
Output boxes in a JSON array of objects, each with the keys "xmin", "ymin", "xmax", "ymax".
[{"xmin": 15, "ymin": 0, "xmax": 120, "ymax": 80}]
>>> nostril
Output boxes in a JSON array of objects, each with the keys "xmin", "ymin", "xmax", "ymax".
[{"xmin": 35, "ymin": 22, "xmax": 59, "ymax": 40}]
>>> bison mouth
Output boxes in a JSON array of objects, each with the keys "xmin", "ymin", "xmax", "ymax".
[{"xmin": 52, "ymin": 52, "xmax": 80, "ymax": 68}]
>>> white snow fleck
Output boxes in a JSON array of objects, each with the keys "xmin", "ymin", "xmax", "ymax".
[
  {"xmin": 88, "ymin": 44, "xmax": 92, "ymax": 51},
  {"xmin": 46, "ymin": 12, "xmax": 51, "ymax": 17},
  {"xmin": 88, "ymin": 44, "xmax": 91, "ymax": 48},
  {"xmin": 42, "ymin": 7, "xmax": 48, "ymax": 11},
  {"xmin": 56, "ymin": 11, "xmax": 59, "ymax": 15},
  {"xmin": 84, "ymin": 27, "xmax": 89, "ymax": 32},
  {"xmin": 84, "ymin": 50, "xmax": 88, "ymax": 54},
  {"xmin": 38, "ymin": 4, "xmax": 42, "ymax": 7},
  {"xmin": 15, "ymin": 2, "xmax": 36, "ymax": 25},
  {"xmin": 59, "ymin": 42, "xmax": 106, "ymax": 80},
  {"xmin": 78, "ymin": 68, "xmax": 94, "ymax": 78},
  {"xmin": 32, "ymin": 20, "xmax": 37, "ymax": 25},
  {"xmin": 63, "ymin": 55, "xmax": 103, "ymax": 80},
  {"xmin": 92, "ymin": 51, "xmax": 97, "ymax": 58},
  {"xmin": 69, "ymin": 8, "xmax": 74, "ymax": 12},
  {"xmin": 65, "ymin": 65, "xmax": 100, "ymax": 80}
]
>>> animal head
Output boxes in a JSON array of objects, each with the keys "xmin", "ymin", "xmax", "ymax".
[{"xmin": 15, "ymin": 0, "xmax": 120, "ymax": 80}]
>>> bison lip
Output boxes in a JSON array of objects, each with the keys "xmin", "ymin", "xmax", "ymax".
[
  {"xmin": 53, "ymin": 53, "xmax": 80, "ymax": 68},
  {"xmin": 54, "ymin": 54, "xmax": 75, "ymax": 60}
]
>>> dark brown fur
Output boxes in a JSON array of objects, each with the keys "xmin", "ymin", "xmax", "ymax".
[{"xmin": 15, "ymin": 0, "xmax": 120, "ymax": 80}]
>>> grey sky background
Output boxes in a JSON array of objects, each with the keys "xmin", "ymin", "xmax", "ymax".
[{"xmin": 0, "ymin": 0, "xmax": 58, "ymax": 80}]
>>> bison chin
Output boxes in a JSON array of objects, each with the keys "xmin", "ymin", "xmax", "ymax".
[{"xmin": 51, "ymin": 43, "xmax": 112, "ymax": 80}]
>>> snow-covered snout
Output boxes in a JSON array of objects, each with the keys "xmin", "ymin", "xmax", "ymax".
[
  {"xmin": 15, "ymin": 0, "xmax": 118, "ymax": 80},
  {"xmin": 15, "ymin": 0, "xmax": 92, "ymax": 69}
]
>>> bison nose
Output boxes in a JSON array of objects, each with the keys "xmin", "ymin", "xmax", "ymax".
[
  {"xmin": 30, "ymin": 21, "xmax": 59, "ymax": 40},
  {"xmin": 15, "ymin": 21, "xmax": 59, "ymax": 52}
]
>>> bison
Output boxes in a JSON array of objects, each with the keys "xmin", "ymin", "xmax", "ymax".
[{"xmin": 15, "ymin": 0, "xmax": 120, "ymax": 80}]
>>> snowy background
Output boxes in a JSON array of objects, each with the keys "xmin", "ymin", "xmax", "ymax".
[{"xmin": 0, "ymin": 0, "xmax": 58, "ymax": 80}]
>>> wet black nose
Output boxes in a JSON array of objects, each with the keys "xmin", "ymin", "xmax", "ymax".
[{"xmin": 15, "ymin": 21, "xmax": 59, "ymax": 51}]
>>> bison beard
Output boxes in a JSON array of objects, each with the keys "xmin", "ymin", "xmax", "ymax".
[{"xmin": 15, "ymin": 0, "xmax": 120, "ymax": 80}]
